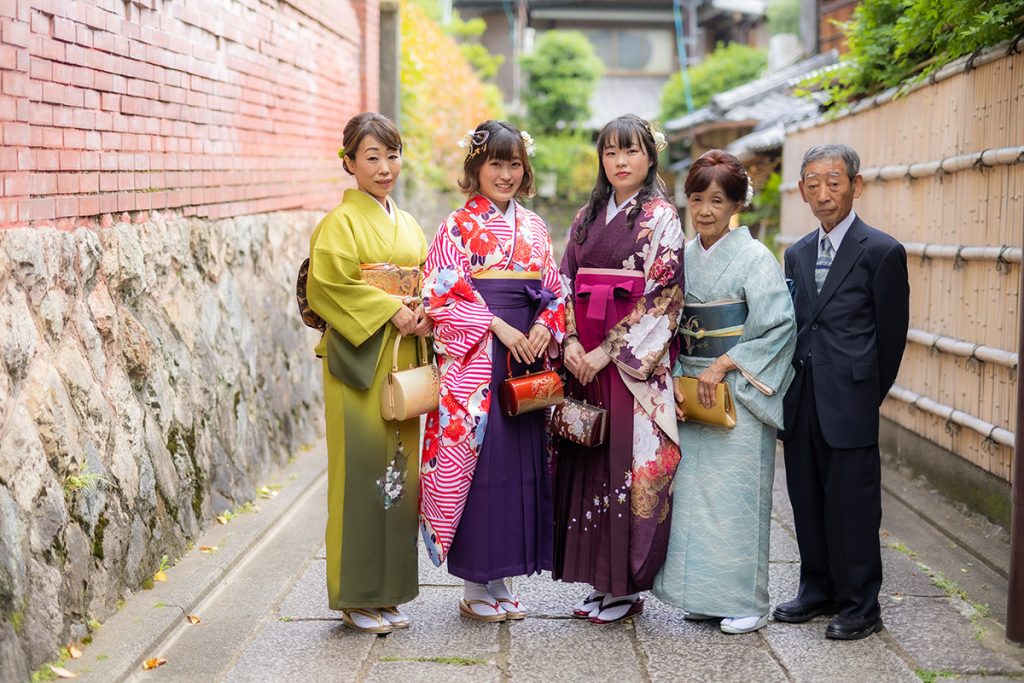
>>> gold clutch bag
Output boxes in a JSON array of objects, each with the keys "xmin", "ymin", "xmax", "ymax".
[
  {"xmin": 674, "ymin": 376, "xmax": 737, "ymax": 429},
  {"xmin": 380, "ymin": 335, "xmax": 440, "ymax": 421}
]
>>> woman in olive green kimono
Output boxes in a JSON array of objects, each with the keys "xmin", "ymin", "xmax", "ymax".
[{"xmin": 306, "ymin": 113, "xmax": 431, "ymax": 634}]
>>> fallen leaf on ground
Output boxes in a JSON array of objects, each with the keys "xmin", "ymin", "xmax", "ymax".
[
  {"xmin": 257, "ymin": 486, "xmax": 278, "ymax": 499},
  {"xmin": 199, "ymin": 545, "xmax": 218, "ymax": 553},
  {"xmin": 50, "ymin": 665, "xmax": 78, "ymax": 678},
  {"xmin": 153, "ymin": 570, "xmax": 167, "ymax": 582},
  {"xmin": 68, "ymin": 644, "xmax": 82, "ymax": 659},
  {"xmin": 186, "ymin": 614, "xmax": 201, "ymax": 624},
  {"xmin": 143, "ymin": 657, "xmax": 167, "ymax": 670},
  {"xmin": 216, "ymin": 515, "xmax": 229, "ymax": 525}
]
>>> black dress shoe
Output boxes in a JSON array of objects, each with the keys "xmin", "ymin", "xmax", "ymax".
[
  {"xmin": 771, "ymin": 598, "xmax": 838, "ymax": 623},
  {"xmin": 825, "ymin": 614, "xmax": 883, "ymax": 640}
]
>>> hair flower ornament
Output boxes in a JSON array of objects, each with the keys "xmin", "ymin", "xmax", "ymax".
[
  {"xmin": 337, "ymin": 146, "xmax": 346, "ymax": 159},
  {"xmin": 459, "ymin": 129, "xmax": 490, "ymax": 150},
  {"xmin": 745, "ymin": 176, "xmax": 755, "ymax": 207},
  {"xmin": 520, "ymin": 130, "xmax": 537, "ymax": 157},
  {"xmin": 651, "ymin": 128, "xmax": 668, "ymax": 153}
]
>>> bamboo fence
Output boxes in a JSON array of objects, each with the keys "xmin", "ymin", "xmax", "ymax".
[{"xmin": 778, "ymin": 43, "xmax": 1023, "ymax": 483}]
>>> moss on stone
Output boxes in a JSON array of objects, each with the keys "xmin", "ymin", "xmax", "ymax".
[{"xmin": 92, "ymin": 515, "xmax": 108, "ymax": 560}]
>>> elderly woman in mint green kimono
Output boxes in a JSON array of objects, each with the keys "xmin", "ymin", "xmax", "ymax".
[{"xmin": 653, "ymin": 150, "xmax": 796, "ymax": 635}]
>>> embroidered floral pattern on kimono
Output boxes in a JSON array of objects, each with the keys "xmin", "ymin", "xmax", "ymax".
[{"xmin": 419, "ymin": 195, "xmax": 565, "ymax": 566}]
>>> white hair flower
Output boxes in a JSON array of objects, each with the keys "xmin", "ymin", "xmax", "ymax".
[
  {"xmin": 745, "ymin": 178, "xmax": 755, "ymax": 207},
  {"xmin": 457, "ymin": 129, "xmax": 476, "ymax": 150},
  {"xmin": 520, "ymin": 130, "xmax": 536, "ymax": 156},
  {"xmin": 652, "ymin": 130, "xmax": 667, "ymax": 152}
]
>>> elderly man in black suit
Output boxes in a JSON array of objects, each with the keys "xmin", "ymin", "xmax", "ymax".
[{"xmin": 773, "ymin": 144, "xmax": 910, "ymax": 640}]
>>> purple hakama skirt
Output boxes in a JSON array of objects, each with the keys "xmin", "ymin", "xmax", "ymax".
[{"xmin": 445, "ymin": 276, "xmax": 554, "ymax": 582}]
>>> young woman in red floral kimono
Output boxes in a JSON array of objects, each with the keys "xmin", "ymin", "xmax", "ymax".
[
  {"xmin": 420, "ymin": 120, "xmax": 566, "ymax": 621},
  {"xmin": 553, "ymin": 114, "xmax": 685, "ymax": 624}
]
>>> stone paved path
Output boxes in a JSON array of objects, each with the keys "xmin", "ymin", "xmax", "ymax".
[{"xmin": 69, "ymin": 447, "xmax": 1024, "ymax": 682}]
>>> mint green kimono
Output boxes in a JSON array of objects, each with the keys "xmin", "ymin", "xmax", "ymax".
[
  {"xmin": 307, "ymin": 189, "xmax": 427, "ymax": 609},
  {"xmin": 653, "ymin": 227, "xmax": 796, "ymax": 617}
]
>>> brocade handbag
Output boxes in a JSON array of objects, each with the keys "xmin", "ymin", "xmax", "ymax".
[
  {"xmin": 380, "ymin": 335, "xmax": 440, "ymax": 421},
  {"xmin": 498, "ymin": 351, "xmax": 564, "ymax": 417},
  {"xmin": 550, "ymin": 398, "xmax": 608, "ymax": 447},
  {"xmin": 295, "ymin": 258, "xmax": 327, "ymax": 332},
  {"xmin": 675, "ymin": 376, "xmax": 737, "ymax": 429}
]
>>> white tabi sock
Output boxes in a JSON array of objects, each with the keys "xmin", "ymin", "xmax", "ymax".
[
  {"xmin": 486, "ymin": 579, "xmax": 514, "ymax": 602},
  {"xmin": 596, "ymin": 592, "xmax": 640, "ymax": 621}
]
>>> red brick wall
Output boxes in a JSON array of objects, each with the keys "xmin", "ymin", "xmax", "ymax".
[{"xmin": 0, "ymin": 0, "xmax": 377, "ymax": 228}]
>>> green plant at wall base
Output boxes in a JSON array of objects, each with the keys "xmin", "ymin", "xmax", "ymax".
[
  {"xmin": 805, "ymin": 0, "xmax": 1024, "ymax": 107},
  {"xmin": 660, "ymin": 42, "xmax": 767, "ymax": 121},
  {"xmin": 521, "ymin": 31, "xmax": 604, "ymax": 134},
  {"xmin": 915, "ymin": 670, "xmax": 955, "ymax": 683}
]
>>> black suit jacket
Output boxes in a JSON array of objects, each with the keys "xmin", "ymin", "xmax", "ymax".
[{"xmin": 781, "ymin": 215, "xmax": 910, "ymax": 449}]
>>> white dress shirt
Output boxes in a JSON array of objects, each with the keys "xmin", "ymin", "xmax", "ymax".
[{"xmin": 818, "ymin": 210, "xmax": 856, "ymax": 256}]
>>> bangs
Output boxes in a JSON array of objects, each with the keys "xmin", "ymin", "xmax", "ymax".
[
  {"xmin": 598, "ymin": 119, "xmax": 642, "ymax": 152},
  {"xmin": 364, "ymin": 119, "xmax": 403, "ymax": 151},
  {"xmin": 482, "ymin": 126, "xmax": 525, "ymax": 161}
]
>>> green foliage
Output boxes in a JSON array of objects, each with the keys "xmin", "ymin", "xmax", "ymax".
[
  {"xmin": 915, "ymin": 670, "xmax": 955, "ymax": 683},
  {"xmin": 660, "ymin": 42, "xmax": 767, "ymax": 121},
  {"xmin": 399, "ymin": 0, "xmax": 503, "ymax": 194},
  {"xmin": 766, "ymin": 0, "xmax": 801, "ymax": 35},
  {"xmin": 449, "ymin": 14, "xmax": 505, "ymax": 81},
  {"xmin": 531, "ymin": 134, "xmax": 598, "ymax": 205},
  {"xmin": 64, "ymin": 467, "xmax": 110, "ymax": 498},
  {"xmin": 521, "ymin": 31, "xmax": 604, "ymax": 134},
  {"xmin": 459, "ymin": 42, "xmax": 504, "ymax": 81},
  {"xmin": 808, "ymin": 0, "xmax": 1024, "ymax": 106},
  {"xmin": 403, "ymin": 0, "xmax": 505, "ymax": 82},
  {"xmin": 739, "ymin": 172, "xmax": 782, "ymax": 252}
]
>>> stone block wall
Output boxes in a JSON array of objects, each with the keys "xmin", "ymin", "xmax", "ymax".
[
  {"xmin": 0, "ymin": 213, "xmax": 325, "ymax": 678},
  {"xmin": 0, "ymin": 0, "xmax": 379, "ymax": 676}
]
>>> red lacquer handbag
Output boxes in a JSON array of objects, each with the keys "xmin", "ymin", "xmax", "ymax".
[{"xmin": 498, "ymin": 351, "xmax": 564, "ymax": 417}]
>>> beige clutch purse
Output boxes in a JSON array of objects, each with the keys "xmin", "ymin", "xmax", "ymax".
[
  {"xmin": 380, "ymin": 335, "xmax": 440, "ymax": 421},
  {"xmin": 675, "ymin": 376, "xmax": 737, "ymax": 429}
]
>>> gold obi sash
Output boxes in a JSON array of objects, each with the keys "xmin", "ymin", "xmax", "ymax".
[{"xmin": 360, "ymin": 262, "xmax": 422, "ymax": 307}]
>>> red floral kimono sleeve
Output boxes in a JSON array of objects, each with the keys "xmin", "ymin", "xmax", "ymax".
[{"xmin": 422, "ymin": 215, "xmax": 493, "ymax": 361}]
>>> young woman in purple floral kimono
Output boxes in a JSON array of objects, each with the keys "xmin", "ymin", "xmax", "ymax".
[{"xmin": 552, "ymin": 115, "xmax": 685, "ymax": 624}]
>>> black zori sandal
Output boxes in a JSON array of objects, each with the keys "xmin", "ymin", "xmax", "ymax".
[{"xmin": 588, "ymin": 596, "xmax": 645, "ymax": 625}]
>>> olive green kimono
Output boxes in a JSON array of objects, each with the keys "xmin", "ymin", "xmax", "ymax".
[{"xmin": 307, "ymin": 189, "xmax": 427, "ymax": 609}]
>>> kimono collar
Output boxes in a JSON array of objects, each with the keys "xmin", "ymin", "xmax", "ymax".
[
  {"xmin": 343, "ymin": 188, "xmax": 402, "ymax": 242},
  {"xmin": 685, "ymin": 226, "xmax": 751, "ymax": 302},
  {"xmin": 606, "ymin": 191, "xmax": 638, "ymax": 223},
  {"xmin": 502, "ymin": 199, "xmax": 517, "ymax": 229},
  {"xmin": 345, "ymin": 189, "xmax": 398, "ymax": 223}
]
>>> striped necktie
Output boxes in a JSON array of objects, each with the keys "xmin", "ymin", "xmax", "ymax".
[{"xmin": 815, "ymin": 235, "xmax": 834, "ymax": 293}]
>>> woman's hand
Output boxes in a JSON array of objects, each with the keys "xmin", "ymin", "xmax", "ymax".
[
  {"xmin": 390, "ymin": 305, "xmax": 418, "ymax": 336},
  {"xmin": 575, "ymin": 346, "xmax": 612, "ymax": 386},
  {"xmin": 697, "ymin": 354, "xmax": 735, "ymax": 408},
  {"xmin": 412, "ymin": 304, "xmax": 433, "ymax": 337},
  {"xmin": 674, "ymin": 379, "xmax": 686, "ymax": 421},
  {"xmin": 526, "ymin": 324, "xmax": 551, "ymax": 359},
  {"xmin": 563, "ymin": 338, "xmax": 585, "ymax": 377},
  {"xmin": 491, "ymin": 317, "xmax": 535, "ymax": 364}
]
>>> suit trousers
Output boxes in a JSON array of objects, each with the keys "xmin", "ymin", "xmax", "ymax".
[{"xmin": 783, "ymin": 366, "xmax": 883, "ymax": 621}]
